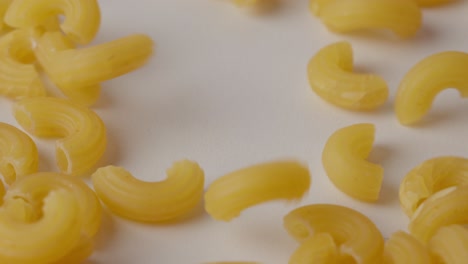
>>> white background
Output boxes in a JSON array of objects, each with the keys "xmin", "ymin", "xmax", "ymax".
[{"xmin": 2, "ymin": 0, "xmax": 468, "ymax": 263}]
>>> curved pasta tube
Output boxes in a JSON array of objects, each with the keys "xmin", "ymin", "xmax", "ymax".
[
  {"xmin": 92, "ymin": 160, "xmax": 204, "ymax": 222},
  {"xmin": 204, "ymin": 161, "xmax": 310, "ymax": 221},
  {"xmin": 429, "ymin": 225, "xmax": 468, "ymax": 264},
  {"xmin": 409, "ymin": 186, "xmax": 468, "ymax": 243},
  {"xmin": 13, "ymin": 97, "xmax": 107, "ymax": 176},
  {"xmin": 395, "ymin": 51, "xmax": 468, "ymax": 125},
  {"xmin": 34, "ymin": 32, "xmax": 153, "ymax": 105},
  {"xmin": 0, "ymin": 189, "xmax": 81, "ymax": 264},
  {"xmin": 322, "ymin": 123, "xmax": 383, "ymax": 202},
  {"xmin": 317, "ymin": 0, "xmax": 422, "ymax": 38},
  {"xmin": 289, "ymin": 233, "xmax": 338, "ymax": 264},
  {"xmin": 308, "ymin": 41, "xmax": 388, "ymax": 110},
  {"xmin": 399, "ymin": 156, "xmax": 468, "ymax": 217},
  {"xmin": 283, "ymin": 204, "xmax": 384, "ymax": 264},
  {"xmin": 383, "ymin": 231, "xmax": 432, "ymax": 264},
  {"xmin": 4, "ymin": 0, "xmax": 100, "ymax": 44},
  {"xmin": 0, "ymin": 122, "xmax": 38, "ymax": 184},
  {"xmin": 0, "ymin": 29, "xmax": 47, "ymax": 99}
]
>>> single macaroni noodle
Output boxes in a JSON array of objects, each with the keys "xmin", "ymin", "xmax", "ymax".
[
  {"xmin": 409, "ymin": 185, "xmax": 468, "ymax": 243},
  {"xmin": 322, "ymin": 123, "xmax": 383, "ymax": 202},
  {"xmin": 0, "ymin": 122, "xmax": 38, "ymax": 184},
  {"xmin": 428, "ymin": 225, "xmax": 468, "ymax": 264},
  {"xmin": 384, "ymin": 231, "xmax": 431, "ymax": 264},
  {"xmin": 5, "ymin": 0, "xmax": 101, "ymax": 44},
  {"xmin": 0, "ymin": 29, "xmax": 47, "ymax": 99},
  {"xmin": 395, "ymin": 51, "xmax": 468, "ymax": 125},
  {"xmin": 316, "ymin": 0, "xmax": 422, "ymax": 38},
  {"xmin": 204, "ymin": 160, "xmax": 310, "ymax": 221},
  {"xmin": 13, "ymin": 97, "xmax": 107, "ymax": 176},
  {"xmin": 92, "ymin": 160, "xmax": 205, "ymax": 222},
  {"xmin": 35, "ymin": 31, "xmax": 154, "ymax": 105},
  {"xmin": 307, "ymin": 41, "xmax": 388, "ymax": 110},
  {"xmin": 399, "ymin": 156, "xmax": 468, "ymax": 217},
  {"xmin": 289, "ymin": 233, "xmax": 338, "ymax": 264},
  {"xmin": 283, "ymin": 204, "xmax": 384, "ymax": 264}
]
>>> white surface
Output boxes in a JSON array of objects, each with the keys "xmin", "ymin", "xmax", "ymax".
[{"xmin": 3, "ymin": 0, "xmax": 468, "ymax": 263}]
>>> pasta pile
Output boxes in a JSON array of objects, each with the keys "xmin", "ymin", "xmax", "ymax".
[{"xmin": 0, "ymin": 0, "xmax": 465, "ymax": 263}]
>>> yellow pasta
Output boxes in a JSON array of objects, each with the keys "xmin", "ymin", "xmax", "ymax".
[
  {"xmin": 13, "ymin": 97, "xmax": 107, "ymax": 176},
  {"xmin": 0, "ymin": 0, "xmax": 12, "ymax": 32},
  {"xmin": 316, "ymin": 0, "xmax": 422, "ymax": 38},
  {"xmin": 0, "ymin": 122, "xmax": 38, "ymax": 184},
  {"xmin": 384, "ymin": 231, "xmax": 432, "ymax": 264},
  {"xmin": 399, "ymin": 156, "xmax": 468, "ymax": 217},
  {"xmin": 429, "ymin": 225, "xmax": 468, "ymax": 264},
  {"xmin": 413, "ymin": 0, "xmax": 457, "ymax": 7},
  {"xmin": 4, "ymin": 0, "xmax": 101, "ymax": 45},
  {"xmin": 284, "ymin": 204, "xmax": 384, "ymax": 264},
  {"xmin": 289, "ymin": 233, "xmax": 338, "ymax": 264},
  {"xmin": 1, "ymin": 172, "xmax": 102, "ymax": 263},
  {"xmin": 92, "ymin": 160, "xmax": 204, "ymax": 222},
  {"xmin": 205, "ymin": 160, "xmax": 310, "ymax": 221},
  {"xmin": 322, "ymin": 123, "xmax": 383, "ymax": 202},
  {"xmin": 409, "ymin": 185, "xmax": 468, "ymax": 243},
  {"xmin": 308, "ymin": 41, "xmax": 388, "ymax": 110},
  {"xmin": 35, "ymin": 31, "xmax": 153, "ymax": 105},
  {"xmin": 0, "ymin": 29, "xmax": 48, "ymax": 99},
  {"xmin": 395, "ymin": 51, "xmax": 468, "ymax": 125}
]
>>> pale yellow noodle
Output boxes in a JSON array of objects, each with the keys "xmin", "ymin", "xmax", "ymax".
[
  {"xmin": 0, "ymin": 0, "xmax": 12, "ymax": 32},
  {"xmin": 409, "ymin": 186, "xmax": 468, "ymax": 243},
  {"xmin": 92, "ymin": 160, "xmax": 205, "ymax": 222},
  {"xmin": 428, "ymin": 225, "xmax": 468, "ymax": 264},
  {"xmin": 395, "ymin": 51, "xmax": 468, "ymax": 125},
  {"xmin": 205, "ymin": 160, "xmax": 310, "ymax": 221},
  {"xmin": 322, "ymin": 123, "xmax": 383, "ymax": 202},
  {"xmin": 284, "ymin": 204, "xmax": 384, "ymax": 264},
  {"xmin": 4, "ymin": 0, "xmax": 101, "ymax": 44},
  {"xmin": 0, "ymin": 122, "xmax": 38, "ymax": 184},
  {"xmin": 318, "ymin": 0, "xmax": 422, "ymax": 38},
  {"xmin": 289, "ymin": 233, "xmax": 338, "ymax": 264},
  {"xmin": 399, "ymin": 156, "xmax": 468, "ymax": 217},
  {"xmin": 308, "ymin": 41, "xmax": 388, "ymax": 110},
  {"xmin": 13, "ymin": 97, "xmax": 107, "ymax": 176},
  {"xmin": 384, "ymin": 231, "xmax": 432, "ymax": 264}
]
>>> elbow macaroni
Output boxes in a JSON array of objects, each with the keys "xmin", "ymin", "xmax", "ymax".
[
  {"xmin": 307, "ymin": 41, "xmax": 388, "ymax": 110},
  {"xmin": 429, "ymin": 225, "xmax": 468, "ymax": 264},
  {"xmin": 0, "ymin": 122, "xmax": 38, "ymax": 184},
  {"xmin": 283, "ymin": 204, "xmax": 384, "ymax": 264},
  {"xmin": 322, "ymin": 123, "xmax": 384, "ymax": 202},
  {"xmin": 384, "ymin": 231, "xmax": 432, "ymax": 264},
  {"xmin": 314, "ymin": 0, "xmax": 422, "ymax": 38},
  {"xmin": 399, "ymin": 156, "xmax": 468, "ymax": 217},
  {"xmin": 204, "ymin": 160, "xmax": 310, "ymax": 221},
  {"xmin": 395, "ymin": 51, "xmax": 468, "ymax": 125},
  {"xmin": 13, "ymin": 97, "xmax": 107, "ymax": 176},
  {"xmin": 4, "ymin": 0, "xmax": 101, "ymax": 45},
  {"xmin": 409, "ymin": 186, "xmax": 468, "ymax": 243},
  {"xmin": 92, "ymin": 160, "xmax": 204, "ymax": 222}
]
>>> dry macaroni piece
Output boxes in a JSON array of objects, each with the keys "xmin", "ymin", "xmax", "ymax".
[
  {"xmin": 0, "ymin": 28, "xmax": 47, "ymax": 99},
  {"xmin": 399, "ymin": 156, "xmax": 468, "ymax": 217},
  {"xmin": 4, "ymin": 0, "xmax": 101, "ymax": 45},
  {"xmin": 35, "ymin": 31, "xmax": 154, "ymax": 106},
  {"xmin": 314, "ymin": 0, "xmax": 422, "ymax": 38},
  {"xmin": 92, "ymin": 160, "xmax": 205, "ymax": 222},
  {"xmin": 395, "ymin": 51, "xmax": 468, "ymax": 125},
  {"xmin": 307, "ymin": 41, "xmax": 388, "ymax": 110},
  {"xmin": 284, "ymin": 204, "xmax": 384, "ymax": 264},
  {"xmin": 384, "ymin": 231, "xmax": 431, "ymax": 264},
  {"xmin": 0, "ymin": 122, "xmax": 38, "ymax": 184},
  {"xmin": 13, "ymin": 97, "xmax": 107, "ymax": 176},
  {"xmin": 322, "ymin": 123, "xmax": 383, "ymax": 202},
  {"xmin": 409, "ymin": 185, "xmax": 468, "ymax": 243},
  {"xmin": 429, "ymin": 225, "xmax": 468, "ymax": 264},
  {"xmin": 289, "ymin": 233, "xmax": 338, "ymax": 264},
  {"xmin": 204, "ymin": 160, "xmax": 310, "ymax": 221},
  {"xmin": 0, "ymin": 172, "xmax": 102, "ymax": 264}
]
